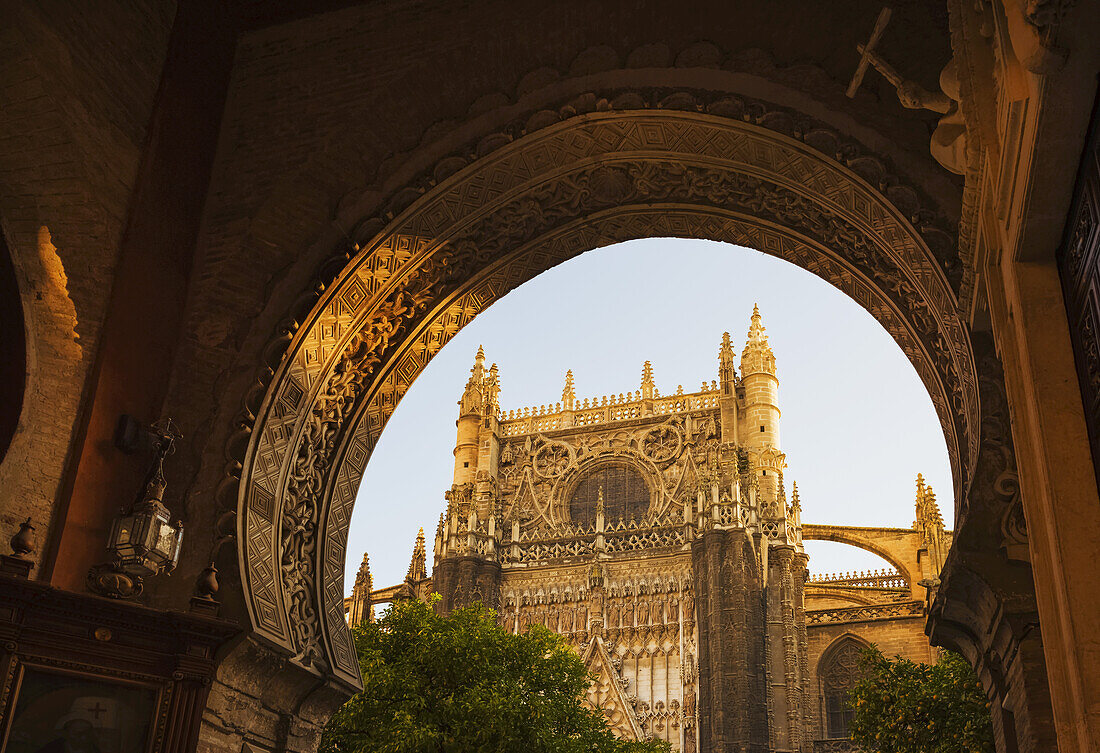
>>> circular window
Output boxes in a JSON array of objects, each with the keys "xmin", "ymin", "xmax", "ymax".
[{"xmin": 569, "ymin": 464, "xmax": 650, "ymax": 526}]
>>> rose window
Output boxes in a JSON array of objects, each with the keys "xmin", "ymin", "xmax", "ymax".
[{"xmin": 569, "ymin": 464, "xmax": 650, "ymax": 526}]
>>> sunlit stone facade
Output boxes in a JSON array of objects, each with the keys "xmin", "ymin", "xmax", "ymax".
[{"xmin": 352, "ymin": 307, "xmax": 949, "ymax": 752}]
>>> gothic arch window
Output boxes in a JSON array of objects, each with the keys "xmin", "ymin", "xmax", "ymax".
[
  {"xmin": 820, "ymin": 636, "xmax": 866, "ymax": 739},
  {"xmin": 569, "ymin": 463, "xmax": 650, "ymax": 526}
]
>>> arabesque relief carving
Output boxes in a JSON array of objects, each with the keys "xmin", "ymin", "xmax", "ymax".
[{"xmin": 235, "ymin": 106, "xmax": 977, "ymax": 686}]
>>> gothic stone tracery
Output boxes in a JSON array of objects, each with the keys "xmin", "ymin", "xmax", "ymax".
[
  {"xmin": 236, "ymin": 109, "xmax": 976, "ymax": 688},
  {"xmin": 356, "ymin": 324, "xmax": 951, "ymax": 750}
]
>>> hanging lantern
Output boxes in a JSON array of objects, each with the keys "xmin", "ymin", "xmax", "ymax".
[
  {"xmin": 89, "ymin": 419, "xmax": 184, "ymax": 599},
  {"xmin": 106, "ymin": 493, "xmax": 183, "ymax": 578}
]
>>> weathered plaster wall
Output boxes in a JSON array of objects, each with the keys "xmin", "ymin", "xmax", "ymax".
[{"xmin": 0, "ymin": 0, "xmax": 176, "ymax": 567}]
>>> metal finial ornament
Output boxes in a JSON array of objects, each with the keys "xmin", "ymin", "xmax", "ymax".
[
  {"xmin": 10, "ymin": 518, "xmax": 36, "ymax": 558},
  {"xmin": 88, "ymin": 418, "xmax": 186, "ymax": 599}
]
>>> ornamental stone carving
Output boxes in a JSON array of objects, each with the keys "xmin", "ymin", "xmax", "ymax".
[
  {"xmin": 534, "ymin": 441, "xmax": 572, "ymax": 479},
  {"xmin": 235, "ymin": 106, "xmax": 977, "ymax": 688},
  {"xmin": 642, "ymin": 425, "xmax": 682, "ymax": 463}
]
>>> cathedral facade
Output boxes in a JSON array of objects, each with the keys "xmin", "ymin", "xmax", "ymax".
[{"xmin": 350, "ymin": 308, "xmax": 950, "ymax": 752}]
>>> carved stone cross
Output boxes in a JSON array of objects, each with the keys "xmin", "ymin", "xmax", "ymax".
[
  {"xmin": 846, "ymin": 6, "xmax": 953, "ymax": 115},
  {"xmin": 846, "ymin": 7, "xmax": 894, "ymax": 98}
]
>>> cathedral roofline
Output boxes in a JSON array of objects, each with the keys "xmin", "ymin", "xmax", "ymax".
[{"xmin": 497, "ymin": 381, "xmax": 724, "ymax": 437}]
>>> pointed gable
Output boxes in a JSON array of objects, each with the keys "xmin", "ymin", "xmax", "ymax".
[{"xmin": 581, "ymin": 637, "xmax": 644, "ymax": 741}]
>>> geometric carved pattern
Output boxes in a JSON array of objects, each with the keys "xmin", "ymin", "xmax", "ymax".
[
  {"xmin": 1058, "ymin": 106, "xmax": 1100, "ymax": 480},
  {"xmin": 582, "ymin": 637, "xmax": 645, "ymax": 742},
  {"xmin": 236, "ymin": 106, "xmax": 977, "ymax": 689}
]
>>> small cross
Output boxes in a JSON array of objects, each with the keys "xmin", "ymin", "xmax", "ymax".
[
  {"xmin": 846, "ymin": 7, "xmax": 894, "ymax": 98},
  {"xmin": 89, "ymin": 702, "xmax": 108, "ymax": 721}
]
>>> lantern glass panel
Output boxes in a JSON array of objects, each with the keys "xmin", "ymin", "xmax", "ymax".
[
  {"xmin": 113, "ymin": 514, "xmax": 139, "ymax": 558},
  {"xmin": 136, "ymin": 512, "xmax": 159, "ymax": 554},
  {"xmin": 155, "ymin": 522, "xmax": 177, "ymax": 562}
]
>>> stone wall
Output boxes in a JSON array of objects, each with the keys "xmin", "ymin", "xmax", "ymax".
[
  {"xmin": 806, "ymin": 614, "xmax": 939, "ymax": 742},
  {"xmin": 0, "ymin": 0, "xmax": 175, "ymax": 566}
]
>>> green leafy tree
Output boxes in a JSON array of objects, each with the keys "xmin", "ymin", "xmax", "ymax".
[
  {"xmin": 848, "ymin": 646, "xmax": 994, "ymax": 753},
  {"xmin": 321, "ymin": 597, "xmax": 671, "ymax": 753}
]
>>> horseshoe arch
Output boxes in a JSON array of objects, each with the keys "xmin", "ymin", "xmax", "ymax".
[{"xmin": 235, "ymin": 107, "xmax": 977, "ymax": 688}]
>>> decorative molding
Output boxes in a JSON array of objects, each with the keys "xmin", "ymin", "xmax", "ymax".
[
  {"xmin": 806, "ymin": 600, "xmax": 924, "ymax": 625},
  {"xmin": 233, "ymin": 107, "xmax": 977, "ymax": 688}
]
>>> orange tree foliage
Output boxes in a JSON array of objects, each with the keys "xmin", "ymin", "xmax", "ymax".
[
  {"xmin": 849, "ymin": 646, "xmax": 994, "ymax": 753},
  {"xmin": 321, "ymin": 598, "xmax": 670, "ymax": 753}
]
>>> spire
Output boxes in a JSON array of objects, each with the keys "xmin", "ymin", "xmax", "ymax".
[
  {"xmin": 433, "ymin": 513, "xmax": 445, "ymax": 563},
  {"xmin": 719, "ymin": 331, "xmax": 737, "ymax": 391},
  {"xmin": 915, "ymin": 474, "xmax": 944, "ymax": 528},
  {"xmin": 473, "ymin": 345, "xmax": 486, "ymax": 381},
  {"xmin": 460, "ymin": 347, "xmax": 499, "ymax": 416},
  {"xmin": 349, "ymin": 552, "xmax": 374, "ymax": 625},
  {"xmin": 741, "ymin": 304, "xmax": 777, "ymax": 375},
  {"xmin": 407, "ymin": 527, "xmax": 427, "ymax": 582},
  {"xmin": 354, "ymin": 552, "xmax": 372, "ymax": 590},
  {"xmin": 914, "ymin": 473, "xmax": 947, "ymax": 575},
  {"xmin": 641, "ymin": 361, "xmax": 655, "ymax": 400},
  {"xmin": 562, "ymin": 369, "xmax": 576, "ymax": 410},
  {"xmin": 791, "ymin": 481, "xmax": 801, "ymax": 512},
  {"xmin": 746, "ymin": 304, "xmax": 767, "ymax": 345}
]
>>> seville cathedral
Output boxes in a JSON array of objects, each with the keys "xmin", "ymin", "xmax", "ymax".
[
  {"xmin": 346, "ymin": 311, "xmax": 954, "ymax": 750},
  {"xmin": 0, "ymin": 1, "xmax": 1098, "ymax": 753}
]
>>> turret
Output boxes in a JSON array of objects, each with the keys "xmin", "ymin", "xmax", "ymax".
[
  {"xmin": 452, "ymin": 347, "xmax": 501, "ymax": 488},
  {"xmin": 740, "ymin": 305, "xmax": 783, "ymax": 502}
]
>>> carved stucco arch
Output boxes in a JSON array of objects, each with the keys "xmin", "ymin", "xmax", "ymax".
[{"xmin": 237, "ymin": 108, "xmax": 976, "ymax": 688}]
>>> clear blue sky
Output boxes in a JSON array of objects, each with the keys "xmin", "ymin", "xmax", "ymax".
[{"xmin": 346, "ymin": 239, "xmax": 953, "ymax": 593}]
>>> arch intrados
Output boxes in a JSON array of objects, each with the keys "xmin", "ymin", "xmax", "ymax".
[
  {"xmin": 802, "ymin": 529, "xmax": 913, "ymax": 585},
  {"xmin": 237, "ymin": 107, "xmax": 973, "ymax": 687}
]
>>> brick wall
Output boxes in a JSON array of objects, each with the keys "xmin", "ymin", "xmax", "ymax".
[
  {"xmin": 0, "ymin": 1, "xmax": 175, "ymax": 565},
  {"xmin": 806, "ymin": 615, "xmax": 939, "ymax": 740}
]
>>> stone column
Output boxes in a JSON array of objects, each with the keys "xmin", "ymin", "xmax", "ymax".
[
  {"xmin": 691, "ymin": 528, "xmax": 767, "ymax": 753},
  {"xmin": 765, "ymin": 544, "xmax": 809, "ymax": 752},
  {"xmin": 434, "ymin": 555, "xmax": 501, "ymax": 613}
]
